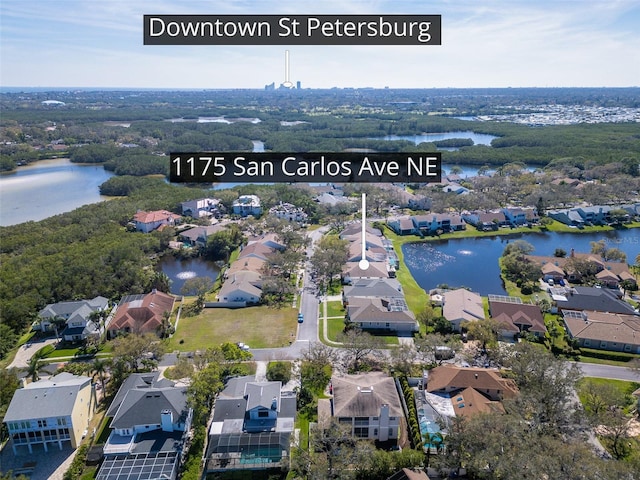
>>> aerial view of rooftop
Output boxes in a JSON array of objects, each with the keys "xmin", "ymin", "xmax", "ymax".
[{"xmin": 1, "ymin": 1, "xmax": 639, "ymax": 480}]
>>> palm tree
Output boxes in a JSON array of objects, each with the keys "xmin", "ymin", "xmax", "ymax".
[
  {"xmin": 26, "ymin": 355, "xmax": 46, "ymax": 382},
  {"xmin": 422, "ymin": 430, "xmax": 445, "ymax": 469},
  {"xmin": 92, "ymin": 358, "xmax": 109, "ymax": 393}
]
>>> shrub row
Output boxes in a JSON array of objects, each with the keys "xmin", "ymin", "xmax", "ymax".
[
  {"xmin": 400, "ymin": 377, "xmax": 423, "ymax": 450},
  {"xmin": 62, "ymin": 444, "xmax": 89, "ymax": 480},
  {"xmin": 579, "ymin": 348, "xmax": 639, "ymax": 363}
]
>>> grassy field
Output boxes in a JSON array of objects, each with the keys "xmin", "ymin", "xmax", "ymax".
[{"xmin": 168, "ymin": 304, "xmax": 298, "ymax": 351}]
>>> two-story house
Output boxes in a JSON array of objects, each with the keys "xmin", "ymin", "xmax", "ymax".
[
  {"xmin": 232, "ymin": 195, "xmax": 262, "ymax": 217},
  {"xmin": 180, "ymin": 197, "xmax": 222, "ymax": 218},
  {"xmin": 133, "ymin": 210, "xmax": 181, "ymax": 233},
  {"xmin": 36, "ymin": 296, "xmax": 109, "ymax": 341},
  {"xmin": 4, "ymin": 373, "xmax": 95, "ymax": 454},
  {"xmin": 98, "ymin": 372, "xmax": 192, "ymax": 480},
  {"xmin": 205, "ymin": 376, "xmax": 296, "ymax": 473},
  {"xmin": 325, "ymin": 372, "xmax": 403, "ymax": 442}
]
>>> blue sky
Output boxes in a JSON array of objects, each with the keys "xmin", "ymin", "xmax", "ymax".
[{"xmin": 1, "ymin": 0, "xmax": 639, "ymax": 89}]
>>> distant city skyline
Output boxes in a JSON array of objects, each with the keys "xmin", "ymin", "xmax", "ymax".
[{"xmin": 1, "ymin": 0, "xmax": 639, "ymax": 89}]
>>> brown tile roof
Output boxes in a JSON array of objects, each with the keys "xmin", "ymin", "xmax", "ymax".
[
  {"xmin": 452, "ymin": 387, "xmax": 506, "ymax": 417},
  {"xmin": 133, "ymin": 210, "xmax": 180, "ymax": 224},
  {"xmin": 238, "ymin": 242, "xmax": 276, "ymax": 260},
  {"xmin": 343, "ymin": 261, "xmax": 389, "ymax": 279},
  {"xmin": 442, "ymin": 289, "xmax": 485, "ymax": 323},
  {"xmin": 489, "ymin": 300, "xmax": 547, "ymax": 334},
  {"xmin": 109, "ymin": 291, "xmax": 175, "ymax": 334},
  {"xmin": 426, "ymin": 365, "xmax": 518, "ymax": 399},
  {"xmin": 226, "ymin": 257, "xmax": 266, "ymax": 276}
]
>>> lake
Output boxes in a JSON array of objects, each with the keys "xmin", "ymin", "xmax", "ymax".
[
  {"xmin": 402, "ymin": 229, "xmax": 640, "ymax": 296},
  {"xmin": 156, "ymin": 256, "xmax": 221, "ymax": 295},
  {"xmin": 0, "ymin": 158, "xmax": 114, "ymax": 226}
]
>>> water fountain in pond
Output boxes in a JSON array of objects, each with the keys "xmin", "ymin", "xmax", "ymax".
[{"xmin": 176, "ymin": 271, "xmax": 197, "ymax": 280}]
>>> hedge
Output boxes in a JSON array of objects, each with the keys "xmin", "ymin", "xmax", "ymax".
[
  {"xmin": 400, "ymin": 376, "xmax": 423, "ymax": 450},
  {"xmin": 579, "ymin": 348, "xmax": 640, "ymax": 363},
  {"xmin": 63, "ymin": 444, "xmax": 89, "ymax": 480}
]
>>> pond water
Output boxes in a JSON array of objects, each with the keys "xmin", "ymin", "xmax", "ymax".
[
  {"xmin": 402, "ymin": 229, "xmax": 640, "ymax": 296},
  {"xmin": 157, "ymin": 256, "xmax": 221, "ymax": 295},
  {"xmin": 372, "ymin": 131, "xmax": 498, "ymax": 148},
  {"xmin": 0, "ymin": 158, "xmax": 114, "ymax": 226}
]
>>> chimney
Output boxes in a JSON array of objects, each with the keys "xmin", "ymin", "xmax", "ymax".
[{"xmin": 161, "ymin": 409, "xmax": 174, "ymax": 432}]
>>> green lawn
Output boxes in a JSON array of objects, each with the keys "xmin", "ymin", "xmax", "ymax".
[
  {"xmin": 327, "ymin": 317, "xmax": 346, "ymax": 342},
  {"xmin": 384, "ymin": 228, "xmax": 429, "ymax": 315},
  {"xmin": 168, "ymin": 304, "xmax": 298, "ymax": 351},
  {"xmin": 577, "ymin": 377, "xmax": 640, "ymax": 410},
  {"xmin": 326, "ymin": 300, "xmax": 345, "ymax": 318}
]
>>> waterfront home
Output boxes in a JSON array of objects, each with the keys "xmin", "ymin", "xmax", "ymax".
[
  {"xmin": 442, "ymin": 289, "xmax": 485, "ymax": 332},
  {"xmin": 502, "ymin": 207, "xmax": 539, "ymax": 226},
  {"xmin": 411, "ymin": 213, "xmax": 466, "ymax": 235},
  {"xmin": 547, "ymin": 208, "xmax": 585, "ymax": 227},
  {"xmin": 217, "ymin": 271, "xmax": 262, "ymax": 304},
  {"xmin": 387, "ymin": 217, "xmax": 416, "ymax": 235},
  {"xmin": 488, "ymin": 296, "xmax": 547, "ymax": 339},
  {"xmin": 553, "ymin": 286, "xmax": 636, "ymax": 316},
  {"xmin": 4, "ymin": 373, "xmax": 95, "ymax": 454},
  {"xmin": 178, "ymin": 224, "xmax": 225, "ymax": 247},
  {"xmin": 343, "ymin": 278, "xmax": 405, "ymax": 303},
  {"xmin": 462, "ymin": 211, "xmax": 508, "ymax": 231}
]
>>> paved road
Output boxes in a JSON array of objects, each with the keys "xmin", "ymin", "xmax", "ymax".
[{"xmin": 573, "ymin": 362, "xmax": 640, "ymax": 381}]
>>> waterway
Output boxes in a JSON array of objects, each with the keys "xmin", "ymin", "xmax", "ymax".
[
  {"xmin": 0, "ymin": 158, "xmax": 114, "ymax": 226},
  {"xmin": 156, "ymin": 256, "xmax": 220, "ymax": 295},
  {"xmin": 372, "ymin": 131, "xmax": 498, "ymax": 148},
  {"xmin": 402, "ymin": 229, "xmax": 640, "ymax": 296}
]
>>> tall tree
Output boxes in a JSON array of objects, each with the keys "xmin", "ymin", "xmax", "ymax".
[
  {"xmin": 337, "ymin": 329, "xmax": 384, "ymax": 372},
  {"xmin": 311, "ymin": 235, "xmax": 349, "ymax": 291}
]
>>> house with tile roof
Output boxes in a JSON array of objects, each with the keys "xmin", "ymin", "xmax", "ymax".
[
  {"xmin": 217, "ymin": 271, "xmax": 263, "ymax": 304},
  {"xmin": 424, "ymin": 365, "xmax": 518, "ymax": 418},
  {"xmin": 4, "ymin": 373, "xmax": 95, "ymax": 454},
  {"xmin": 107, "ymin": 290, "xmax": 175, "ymax": 339},
  {"xmin": 562, "ymin": 310, "xmax": 640, "ymax": 353},
  {"xmin": 133, "ymin": 210, "xmax": 181, "ymax": 233},
  {"xmin": 442, "ymin": 289, "xmax": 485, "ymax": 332},
  {"xmin": 328, "ymin": 372, "xmax": 403, "ymax": 441},
  {"xmin": 488, "ymin": 297, "xmax": 547, "ymax": 339}
]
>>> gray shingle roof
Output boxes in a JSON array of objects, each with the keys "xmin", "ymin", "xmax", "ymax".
[
  {"xmin": 4, "ymin": 373, "xmax": 91, "ymax": 422},
  {"xmin": 556, "ymin": 286, "xmax": 636, "ymax": 315},
  {"xmin": 111, "ymin": 387, "xmax": 188, "ymax": 429}
]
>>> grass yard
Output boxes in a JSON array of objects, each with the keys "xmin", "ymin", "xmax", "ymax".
[
  {"xmin": 168, "ymin": 305, "xmax": 298, "ymax": 351},
  {"xmin": 577, "ymin": 377, "xmax": 640, "ymax": 412},
  {"xmin": 326, "ymin": 300, "xmax": 345, "ymax": 318},
  {"xmin": 384, "ymin": 228, "xmax": 429, "ymax": 315},
  {"xmin": 326, "ymin": 317, "xmax": 346, "ymax": 342}
]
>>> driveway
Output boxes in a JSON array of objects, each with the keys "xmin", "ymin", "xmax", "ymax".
[
  {"xmin": 7, "ymin": 337, "xmax": 58, "ymax": 370},
  {"xmin": 0, "ymin": 442, "xmax": 77, "ymax": 480}
]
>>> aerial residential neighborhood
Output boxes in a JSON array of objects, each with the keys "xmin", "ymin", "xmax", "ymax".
[{"xmin": 1, "ymin": 43, "xmax": 640, "ymax": 480}]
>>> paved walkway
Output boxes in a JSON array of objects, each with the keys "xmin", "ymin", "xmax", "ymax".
[{"xmin": 0, "ymin": 442, "xmax": 77, "ymax": 480}]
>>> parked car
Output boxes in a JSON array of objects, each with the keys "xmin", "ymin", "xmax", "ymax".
[
  {"xmin": 297, "ymin": 313, "xmax": 304, "ymax": 323},
  {"xmin": 237, "ymin": 342, "xmax": 250, "ymax": 351}
]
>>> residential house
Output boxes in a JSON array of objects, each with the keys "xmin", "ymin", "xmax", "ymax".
[
  {"xmin": 387, "ymin": 217, "xmax": 416, "ymax": 236},
  {"xmin": 133, "ymin": 210, "xmax": 181, "ymax": 233},
  {"xmin": 340, "ymin": 222, "xmax": 383, "ymax": 238},
  {"xmin": 541, "ymin": 262, "xmax": 566, "ymax": 284},
  {"xmin": 562, "ymin": 310, "xmax": 640, "ymax": 354},
  {"xmin": 411, "ymin": 213, "xmax": 466, "ymax": 235},
  {"xmin": 462, "ymin": 211, "xmax": 508, "ymax": 231},
  {"xmin": 36, "ymin": 296, "xmax": 109, "ymax": 341},
  {"xmin": 178, "ymin": 224, "xmax": 225, "ymax": 247},
  {"xmin": 205, "ymin": 376, "xmax": 296, "ymax": 472},
  {"xmin": 4, "ymin": 373, "xmax": 95, "ymax": 454},
  {"xmin": 502, "ymin": 207, "xmax": 539, "ymax": 226},
  {"xmin": 442, "ymin": 289, "xmax": 485, "ymax": 332},
  {"xmin": 225, "ymin": 257, "xmax": 266, "ymax": 278},
  {"xmin": 575, "ymin": 206, "xmax": 612, "ymax": 225},
  {"xmin": 442, "ymin": 183, "xmax": 470, "ymax": 195},
  {"xmin": 246, "ymin": 232, "xmax": 285, "ymax": 252},
  {"xmin": 232, "ymin": 195, "xmax": 262, "ymax": 217},
  {"xmin": 547, "ymin": 208, "xmax": 585, "ymax": 227},
  {"xmin": 551, "ymin": 177, "xmax": 581, "ymax": 187},
  {"xmin": 268, "ymin": 202, "xmax": 308, "ymax": 223},
  {"xmin": 553, "ymin": 286, "xmax": 636, "ymax": 316},
  {"xmin": 387, "ymin": 468, "xmax": 431, "ymax": 480},
  {"xmin": 424, "ymin": 365, "xmax": 518, "ymax": 417},
  {"xmin": 328, "ymin": 372, "xmax": 403, "ymax": 441},
  {"xmin": 107, "ymin": 290, "xmax": 175, "ymax": 339},
  {"xmin": 488, "ymin": 296, "xmax": 547, "ymax": 339},
  {"xmin": 342, "ymin": 261, "xmax": 390, "ymax": 284},
  {"xmin": 217, "ymin": 271, "xmax": 263, "ymax": 304},
  {"xmin": 315, "ymin": 192, "xmax": 350, "ymax": 206},
  {"xmin": 98, "ymin": 372, "xmax": 191, "ymax": 480},
  {"xmin": 238, "ymin": 242, "xmax": 277, "ymax": 262},
  {"xmin": 346, "ymin": 240, "xmax": 388, "ymax": 264},
  {"xmin": 180, "ymin": 197, "xmax": 222, "ymax": 218},
  {"xmin": 346, "ymin": 297, "xmax": 419, "ymax": 333},
  {"xmin": 343, "ymin": 278, "xmax": 405, "ymax": 304}
]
